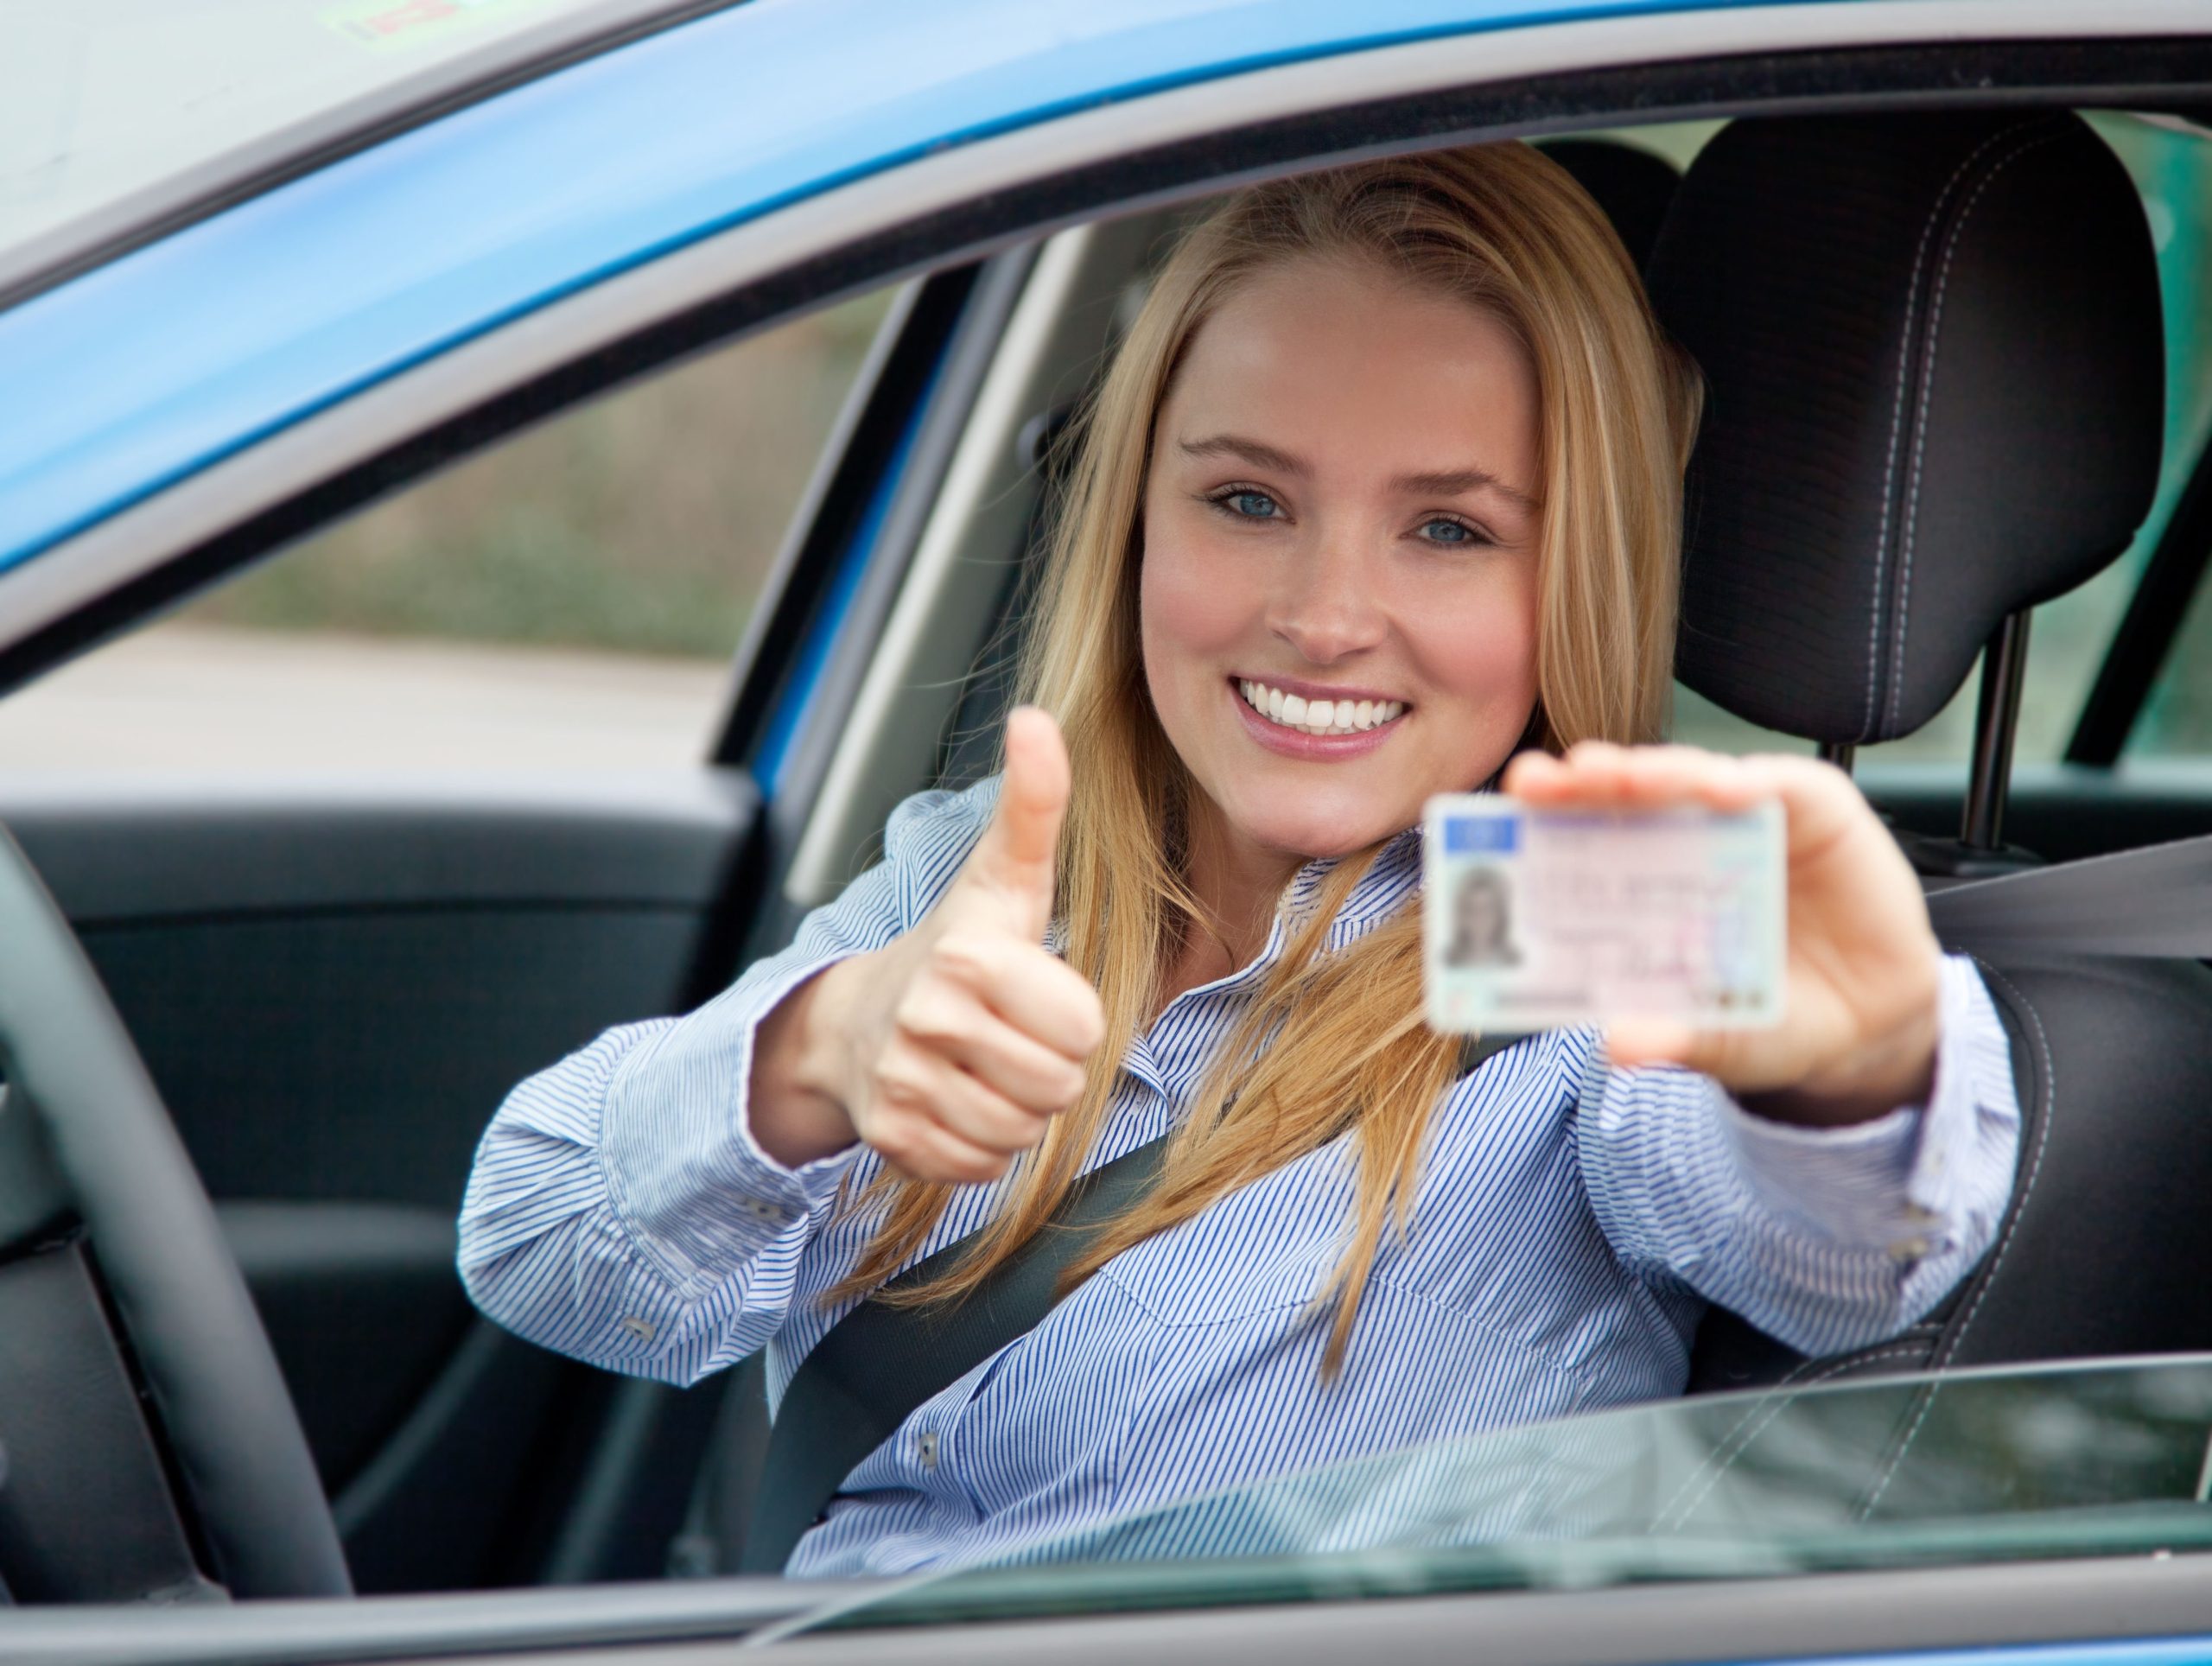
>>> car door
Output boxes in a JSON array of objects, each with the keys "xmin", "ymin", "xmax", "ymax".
[{"xmin": 0, "ymin": 260, "xmax": 1020, "ymax": 1594}]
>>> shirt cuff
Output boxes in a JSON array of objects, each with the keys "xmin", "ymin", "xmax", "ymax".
[
  {"xmin": 598, "ymin": 950, "xmax": 864, "ymax": 1295},
  {"xmin": 1717, "ymin": 954, "xmax": 1994, "ymax": 1262}
]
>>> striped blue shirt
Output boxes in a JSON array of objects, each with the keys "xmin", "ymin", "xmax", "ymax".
[{"xmin": 457, "ymin": 778, "xmax": 2020, "ymax": 1578}]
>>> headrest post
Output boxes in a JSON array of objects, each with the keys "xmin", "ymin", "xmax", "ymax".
[
  {"xmin": 1816, "ymin": 742, "xmax": 1855, "ymax": 776},
  {"xmin": 1961, "ymin": 611, "xmax": 2032, "ymax": 852}
]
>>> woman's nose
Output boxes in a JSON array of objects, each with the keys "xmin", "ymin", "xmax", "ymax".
[{"xmin": 1268, "ymin": 543, "xmax": 1388, "ymax": 664}]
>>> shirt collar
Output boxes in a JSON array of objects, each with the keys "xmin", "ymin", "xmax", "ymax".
[{"xmin": 1284, "ymin": 823, "xmax": 1426, "ymax": 951}]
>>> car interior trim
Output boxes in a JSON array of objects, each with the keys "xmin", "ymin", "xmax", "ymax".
[
  {"xmin": 2, "ymin": 1545, "xmax": 2209, "ymax": 1662},
  {"xmin": 781, "ymin": 219, "xmax": 1160, "ymax": 906},
  {"xmin": 5, "ymin": 4, "xmax": 2212, "ymax": 697},
  {"xmin": 710, "ymin": 278, "xmax": 928, "ymax": 767},
  {"xmin": 740, "ymin": 264, "xmax": 1005, "ymax": 803},
  {"xmin": 750, "ymin": 252, "xmax": 1037, "ymax": 893},
  {"xmin": 0, "ymin": 773, "xmax": 762, "ymax": 923}
]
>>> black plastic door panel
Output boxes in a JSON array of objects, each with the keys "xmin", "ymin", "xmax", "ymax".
[{"xmin": 0, "ymin": 770, "xmax": 761, "ymax": 1593}]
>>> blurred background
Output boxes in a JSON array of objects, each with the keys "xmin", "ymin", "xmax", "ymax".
[{"xmin": 0, "ymin": 288, "xmax": 890, "ymax": 771}]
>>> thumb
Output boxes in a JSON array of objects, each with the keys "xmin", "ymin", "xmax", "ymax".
[{"xmin": 963, "ymin": 706, "xmax": 1070, "ymax": 933}]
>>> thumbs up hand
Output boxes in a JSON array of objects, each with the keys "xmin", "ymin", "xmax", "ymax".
[{"xmin": 748, "ymin": 709, "xmax": 1109, "ymax": 1183}]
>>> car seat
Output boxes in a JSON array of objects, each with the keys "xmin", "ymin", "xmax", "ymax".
[
  {"xmin": 1537, "ymin": 137, "xmax": 1681, "ymax": 269},
  {"xmin": 1643, "ymin": 109, "xmax": 2212, "ymax": 1390}
]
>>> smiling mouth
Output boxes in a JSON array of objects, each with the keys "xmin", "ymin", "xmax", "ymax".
[{"xmin": 1236, "ymin": 678, "xmax": 1406, "ymax": 737}]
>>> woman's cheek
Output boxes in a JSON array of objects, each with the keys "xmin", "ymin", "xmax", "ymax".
[
  {"xmin": 1409, "ymin": 569, "xmax": 1541, "ymax": 722},
  {"xmin": 1140, "ymin": 524, "xmax": 1256, "ymax": 715}
]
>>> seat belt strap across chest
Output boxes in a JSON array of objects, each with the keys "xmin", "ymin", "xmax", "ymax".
[
  {"xmin": 742, "ymin": 1032, "xmax": 1529, "ymax": 1571},
  {"xmin": 741, "ymin": 1128, "xmax": 1169, "ymax": 1572}
]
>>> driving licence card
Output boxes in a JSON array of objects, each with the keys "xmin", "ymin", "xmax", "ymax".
[{"xmin": 1422, "ymin": 795, "xmax": 1785, "ymax": 1034}]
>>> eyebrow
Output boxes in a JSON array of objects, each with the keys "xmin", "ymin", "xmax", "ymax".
[
  {"xmin": 1391, "ymin": 467, "xmax": 1540, "ymax": 514},
  {"xmin": 1177, "ymin": 435, "xmax": 1538, "ymax": 513},
  {"xmin": 1177, "ymin": 434, "xmax": 1308, "ymax": 475}
]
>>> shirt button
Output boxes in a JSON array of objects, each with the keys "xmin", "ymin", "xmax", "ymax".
[
  {"xmin": 1902, "ymin": 1202, "xmax": 1940, "ymax": 1227},
  {"xmin": 916, "ymin": 1431, "xmax": 940, "ymax": 1472},
  {"xmin": 742, "ymin": 1199, "xmax": 793, "ymax": 1223},
  {"xmin": 1889, "ymin": 1237, "xmax": 1930, "ymax": 1263},
  {"xmin": 619, "ymin": 1315, "xmax": 657, "ymax": 1343}
]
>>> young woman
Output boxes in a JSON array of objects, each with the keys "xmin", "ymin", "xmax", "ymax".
[{"xmin": 458, "ymin": 143, "xmax": 2019, "ymax": 1577}]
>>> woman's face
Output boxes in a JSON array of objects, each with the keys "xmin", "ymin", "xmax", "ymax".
[{"xmin": 1141, "ymin": 254, "xmax": 1543, "ymax": 868}]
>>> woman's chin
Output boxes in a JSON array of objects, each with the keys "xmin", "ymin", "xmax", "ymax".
[{"xmin": 1231, "ymin": 798, "xmax": 1414, "ymax": 865}]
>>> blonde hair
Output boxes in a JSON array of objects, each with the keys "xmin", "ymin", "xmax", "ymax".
[{"xmin": 833, "ymin": 142, "xmax": 1702, "ymax": 1375}]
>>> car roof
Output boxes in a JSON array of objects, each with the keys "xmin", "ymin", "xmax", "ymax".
[{"xmin": 0, "ymin": 0, "xmax": 2193, "ymax": 604}]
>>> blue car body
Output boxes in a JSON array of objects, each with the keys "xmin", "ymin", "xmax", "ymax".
[{"xmin": 3, "ymin": 1, "xmax": 2210, "ymax": 1658}]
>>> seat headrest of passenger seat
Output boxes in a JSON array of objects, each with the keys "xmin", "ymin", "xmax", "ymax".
[{"xmin": 1646, "ymin": 111, "xmax": 2164, "ymax": 745}]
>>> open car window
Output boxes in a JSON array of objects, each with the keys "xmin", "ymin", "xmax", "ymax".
[
  {"xmin": 795, "ymin": 1356, "xmax": 2212, "ymax": 1635},
  {"xmin": 0, "ymin": 284, "xmax": 892, "ymax": 773}
]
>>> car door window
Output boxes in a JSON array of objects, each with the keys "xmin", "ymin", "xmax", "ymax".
[
  {"xmin": 797, "ymin": 1354, "xmax": 2212, "ymax": 1633},
  {"xmin": 0, "ymin": 289, "xmax": 892, "ymax": 772}
]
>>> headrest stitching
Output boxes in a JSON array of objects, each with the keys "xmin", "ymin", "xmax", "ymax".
[
  {"xmin": 1865, "ymin": 118, "xmax": 2051, "ymax": 744},
  {"xmin": 1888, "ymin": 125, "xmax": 2070, "ymax": 736}
]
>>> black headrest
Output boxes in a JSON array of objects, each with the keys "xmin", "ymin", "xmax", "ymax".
[
  {"xmin": 1648, "ymin": 112, "xmax": 2164, "ymax": 744},
  {"xmin": 1538, "ymin": 138, "xmax": 1681, "ymax": 270}
]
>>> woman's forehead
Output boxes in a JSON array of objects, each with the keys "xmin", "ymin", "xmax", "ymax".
[{"xmin": 1160, "ymin": 259, "xmax": 1539, "ymax": 491}]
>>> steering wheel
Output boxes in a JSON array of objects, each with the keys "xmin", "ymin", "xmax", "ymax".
[{"xmin": 0, "ymin": 824, "xmax": 349, "ymax": 1599}]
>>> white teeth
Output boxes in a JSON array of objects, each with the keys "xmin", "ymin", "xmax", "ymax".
[{"xmin": 1236, "ymin": 681, "xmax": 1404, "ymax": 736}]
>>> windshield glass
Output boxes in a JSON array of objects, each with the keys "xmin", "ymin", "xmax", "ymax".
[
  {"xmin": 0, "ymin": 0, "xmax": 612, "ymax": 289},
  {"xmin": 797, "ymin": 1357, "xmax": 2212, "ymax": 1635}
]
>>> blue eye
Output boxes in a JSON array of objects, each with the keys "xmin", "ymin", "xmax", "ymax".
[
  {"xmin": 1422, "ymin": 517, "xmax": 1477, "ymax": 545},
  {"xmin": 1226, "ymin": 490, "xmax": 1280, "ymax": 519}
]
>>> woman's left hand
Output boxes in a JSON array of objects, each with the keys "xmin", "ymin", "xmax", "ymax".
[{"xmin": 1501, "ymin": 742, "xmax": 1942, "ymax": 1127}]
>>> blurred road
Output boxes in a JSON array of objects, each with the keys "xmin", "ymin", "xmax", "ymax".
[{"xmin": 0, "ymin": 623, "xmax": 728, "ymax": 773}]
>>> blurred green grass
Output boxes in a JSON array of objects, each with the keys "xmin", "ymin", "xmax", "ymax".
[{"xmin": 181, "ymin": 289, "xmax": 892, "ymax": 659}]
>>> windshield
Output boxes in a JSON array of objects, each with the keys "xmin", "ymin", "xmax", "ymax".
[
  {"xmin": 794, "ymin": 1357, "xmax": 2212, "ymax": 1635},
  {"xmin": 0, "ymin": 0, "xmax": 616, "ymax": 294}
]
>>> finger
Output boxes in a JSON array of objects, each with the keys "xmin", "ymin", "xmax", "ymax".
[
  {"xmin": 1499, "ymin": 748, "xmax": 1569, "ymax": 798},
  {"xmin": 1609, "ymin": 746, "xmax": 1764, "ymax": 812},
  {"xmin": 903, "ymin": 1050, "xmax": 1055, "ymax": 1153},
  {"xmin": 1733, "ymin": 752, "xmax": 1869, "ymax": 861},
  {"xmin": 1510, "ymin": 743, "xmax": 1768, "ymax": 815},
  {"xmin": 960, "ymin": 706, "xmax": 1071, "ymax": 937},
  {"xmin": 1503, "ymin": 739, "xmax": 1645, "ymax": 804},
  {"xmin": 869, "ymin": 1110, "xmax": 1019, "ymax": 1186},
  {"xmin": 944, "ymin": 1011, "xmax": 1091, "ymax": 1114},
  {"xmin": 934, "ymin": 932, "xmax": 1106, "ymax": 1060}
]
